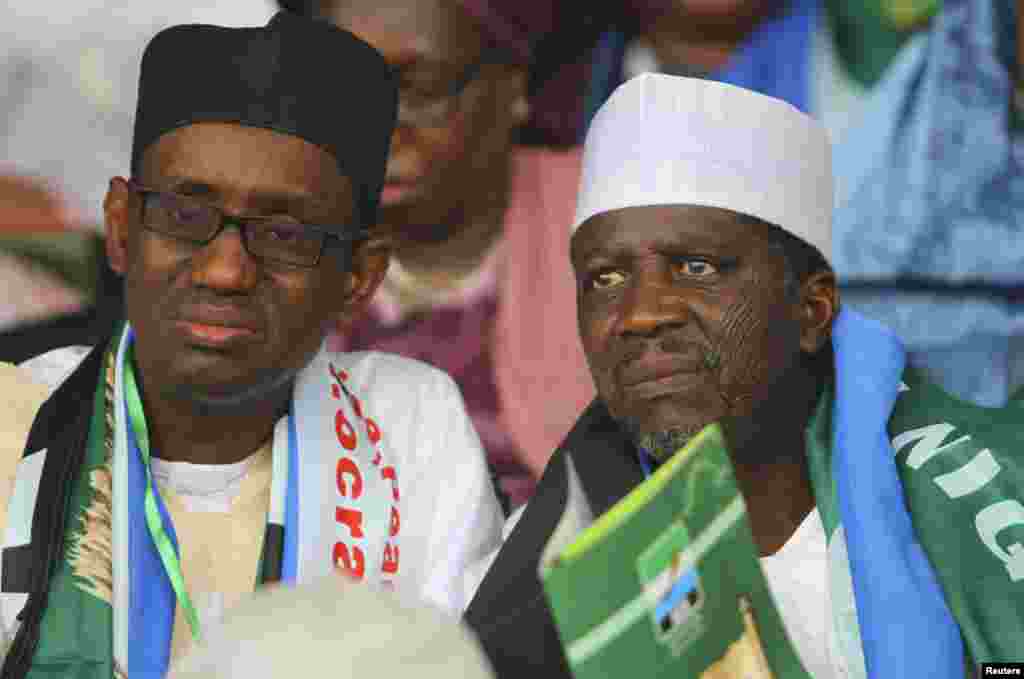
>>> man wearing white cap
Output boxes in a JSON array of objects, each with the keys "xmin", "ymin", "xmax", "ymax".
[{"xmin": 464, "ymin": 73, "xmax": 1010, "ymax": 678}]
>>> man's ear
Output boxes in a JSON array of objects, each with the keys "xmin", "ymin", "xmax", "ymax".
[
  {"xmin": 104, "ymin": 177, "xmax": 134, "ymax": 275},
  {"xmin": 337, "ymin": 236, "xmax": 391, "ymax": 324},
  {"xmin": 798, "ymin": 270, "xmax": 839, "ymax": 354}
]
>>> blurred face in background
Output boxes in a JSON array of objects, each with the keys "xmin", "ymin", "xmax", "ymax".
[
  {"xmin": 319, "ymin": 0, "xmax": 529, "ymax": 244},
  {"xmin": 671, "ymin": 0, "xmax": 775, "ymax": 20}
]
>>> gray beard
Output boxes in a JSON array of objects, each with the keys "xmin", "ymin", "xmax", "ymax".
[
  {"xmin": 620, "ymin": 418, "xmax": 703, "ymax": 463},
  {"xmin": 618, "ymin": 349, "xmax": 724, "ymax": 461}
]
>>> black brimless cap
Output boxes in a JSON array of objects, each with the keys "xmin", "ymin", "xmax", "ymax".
[{"xmin": 131, "ymin": 10, "xmax": 398, "ymax": 235}]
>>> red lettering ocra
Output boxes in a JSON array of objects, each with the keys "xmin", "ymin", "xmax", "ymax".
[{"xmin": 328, "ymin": 362, "xmax": 400, "ymax": 579}]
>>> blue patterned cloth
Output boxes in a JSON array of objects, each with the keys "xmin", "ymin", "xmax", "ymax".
[{"xmin": 833, "ymin": 0, "xmax": 1024, "ymax": 407}]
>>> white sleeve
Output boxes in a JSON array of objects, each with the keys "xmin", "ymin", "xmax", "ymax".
[
  {"xmin": 399, "ymin": 371, "xmax": 504, "ymax": 616},
  {"xmin": 460, "ymin": 503, "xmax": 528, "ymax": 606},
  {"xmin": 18, "ymin": 346, "xmax": 91, "ymax": 390}
]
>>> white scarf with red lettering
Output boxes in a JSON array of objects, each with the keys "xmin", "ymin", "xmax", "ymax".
[{"xmin": 287, "ymin": 346, "xmax": 402, "ymax": 583}]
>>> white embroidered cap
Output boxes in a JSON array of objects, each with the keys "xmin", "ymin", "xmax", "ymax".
[
  {"xmin": 572, "ymin": 73, "xmax": 833, "ymax": 263},
  {"xmin": 168, "ymin": 576, "xmax": 496, "ymax": 679}
]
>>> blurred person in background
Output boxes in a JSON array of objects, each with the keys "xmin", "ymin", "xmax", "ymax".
[
  {"xmin": 283, "ymin": 0, "xmax": 608, "ymax": 511},
  {"xmin": 0, "ymin": 0, "xmax": 277, "ymax": 229},
  {"xmin": 0, "ymin": 0, "xmax": 277, "ymax": 359},
  {"xmin": 583, "ymin": 0, "xmax": 938, "ymax": 142},
  {"xmin": 0, "ymin": 176, "xmax": 85, "ymax": 331},
  {"xmin": 0, "ymin": 175, "xmax": 122, "ymax": 364},
  {"xmin": 833, "ymin": 0, "xmax": 1024, "ymax": 408}
]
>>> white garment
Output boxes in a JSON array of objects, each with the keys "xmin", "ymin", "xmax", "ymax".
[
  {"xmin": 760, "ymin": 508, "xmax": 846, "ymax": 679},
  {"xmin": 462, "ymin": 503, "xmax": 527, "ymax": 604},
  {"xmin": 169, "ymin": 575, "xmax": 496, "ymax": 679},
  {"xmin": 11, "ymin": 346, "xmax": 504, "ymax": 616},
  {"xmin": 339, "ymin": 350, "xmax": 505, "ymax": 613},
  {"xmin": 151, "ymin": 454, "xmax": 255, "ymax": 514}
]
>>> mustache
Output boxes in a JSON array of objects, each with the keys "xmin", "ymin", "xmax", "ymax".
[
  {"xmin": 167, "ymin": 290, "xmax": 266, "ymax": 325},
  {"xmin": 617, "ymin": 335, "xmax": 721, "ymax": 370}
]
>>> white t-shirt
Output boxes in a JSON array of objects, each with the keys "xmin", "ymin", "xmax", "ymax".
[{"xmin": 761, "ymin": 509, "xmax": 846, "ymax": 678}]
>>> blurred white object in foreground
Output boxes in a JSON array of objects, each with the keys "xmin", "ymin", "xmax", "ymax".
[{"xmin": 168, "ymin": 575, "xmax": 496, "ymax": 679}]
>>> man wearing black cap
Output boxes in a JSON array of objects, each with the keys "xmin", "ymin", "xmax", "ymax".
[{"xmin": 0, "ymin": 12, "xmax": 502, "ymax": 678}]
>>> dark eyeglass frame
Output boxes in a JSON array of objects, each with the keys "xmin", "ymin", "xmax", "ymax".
[{"xmin": 127, "ymin": 180, "xmax": 368, "ymax": 268}]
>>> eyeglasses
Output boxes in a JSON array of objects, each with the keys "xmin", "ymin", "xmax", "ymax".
[
  {"xmin": 128, "ymin": 181, "xmax": 366, "ymax": 268},
  {"xmin": 395, "ymin": 56, "xmax": 487, "ymax": 128}
]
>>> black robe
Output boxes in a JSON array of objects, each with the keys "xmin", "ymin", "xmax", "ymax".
[{"xmin": 464, "ymin": 400, "xmax": 645, "ymax": 679}]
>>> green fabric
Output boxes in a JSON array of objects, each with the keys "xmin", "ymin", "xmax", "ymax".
[
  {"xmin": 804, "ymin": 381, "xmax": 838, "ymax": 537},
  {"xmin": 888, "ymin": 368, "xmax": 1024, "ymax": 663},
  {"xmin": 823, "ymin": 0, "xmax": 940, "ymax": 87},
  {"xmin": 27, "ymin": 347, "xmax": 115, "ymax": 679}
]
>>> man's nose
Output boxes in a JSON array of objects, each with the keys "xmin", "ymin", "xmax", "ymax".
[
  {"xmin": 189, "ymin": 224, "xmax": 260, "ymax": 292},
  {"xmin": 615, "ymin": 276, "xmax": 689, "ymax": 337}
]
